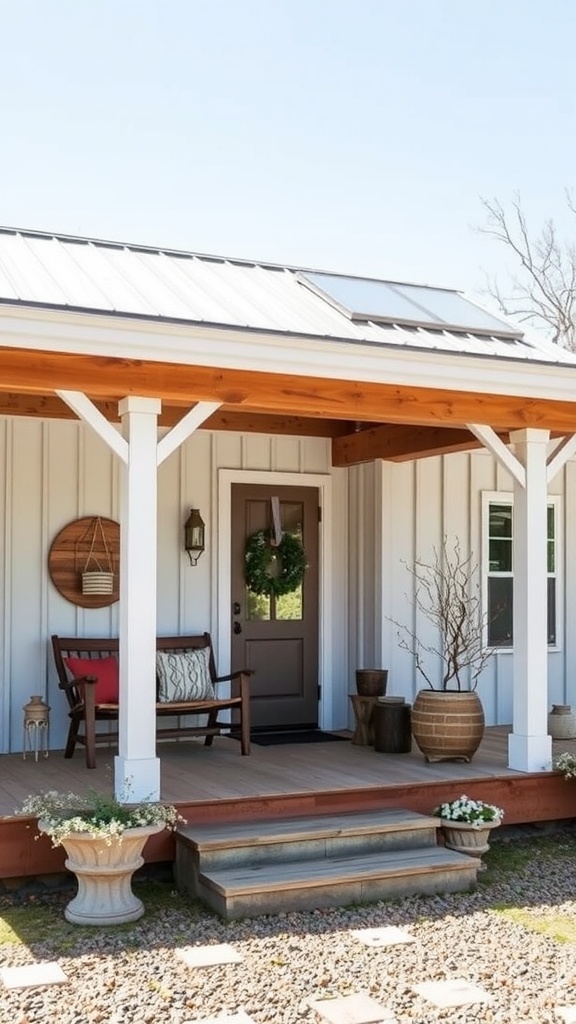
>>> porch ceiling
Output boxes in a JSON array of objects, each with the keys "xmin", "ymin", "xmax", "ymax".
[{"xmin": 0, "ymin": 346, "xmax": 575, "ymax": 463}]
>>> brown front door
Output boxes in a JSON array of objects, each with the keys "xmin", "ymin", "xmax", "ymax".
[{"xmin": 231, "ymin": 483, "xmax": 319, "ymax": 730}]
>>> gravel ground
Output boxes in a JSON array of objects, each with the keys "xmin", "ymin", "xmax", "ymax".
[{"xmin": 2, "ymin": 832, "xmax": 576, "ymax": 1024}]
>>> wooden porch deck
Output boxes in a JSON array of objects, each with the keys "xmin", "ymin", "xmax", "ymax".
[{"xmin": 1, "ymin": 727, "xmax": 575, "ymax": 880}]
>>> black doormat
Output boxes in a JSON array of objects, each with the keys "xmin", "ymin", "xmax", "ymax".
[{"xmin": 248, "ymin": 730, "xmax": 348, "ymax": 746}]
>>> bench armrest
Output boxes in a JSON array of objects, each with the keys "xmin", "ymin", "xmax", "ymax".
[
  {"xmin": 59, "ymin": 674, "xmax": 98, "ymax": 692},
  {"xmin": 214, "ymin": 668, "xmax": 252, "ymax": 703},
  {"xmin": 214, "ymin": 669, "xmax": 254, "ymax": 683}
]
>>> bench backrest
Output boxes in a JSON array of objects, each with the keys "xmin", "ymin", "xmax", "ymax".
[{"xmin": 51, "ymin": 633, "xmax": 217, "ymax": 711}]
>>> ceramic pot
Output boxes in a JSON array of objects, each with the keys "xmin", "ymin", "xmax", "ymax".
[
  {"xmin": 411, "ymin": 690, "xmax": 485, "ymax": 763},
  {"xmin": 439, "ymin": 817, "xmax": 501, "ymax": 858},
  {"xmin": 548, "ymin": 704, "xmax": 576, "ymax": 740},
  {"xmin": 41, "ymin": 822, "xmax": 164, "ymax": 925}
]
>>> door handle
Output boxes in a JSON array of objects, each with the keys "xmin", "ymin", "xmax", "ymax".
[
  {"xmin": 233, "ymin": 602, "xmax": 241, "ymax": 615},
  {"xmin": 233, "ymin": 621, "xmax": 242, "ymax": 635}
]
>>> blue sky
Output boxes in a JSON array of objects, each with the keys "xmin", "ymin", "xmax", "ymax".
[{"xmin": 1, "ymin": 0, "xmax": 575, "ymax": 308}]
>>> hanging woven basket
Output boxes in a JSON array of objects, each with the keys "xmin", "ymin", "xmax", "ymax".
[
  {"xmin": 81, "ymin": 571, "xmax": 115, "ymax": 595},
  {"xmin": 78, "ymin": 517, "xmax": 115, "ymax": 596}
]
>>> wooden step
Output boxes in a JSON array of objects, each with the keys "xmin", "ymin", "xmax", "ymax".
[
  {"xmin": 195, "ymin": 846, "xmax": 479, "ymax": 920},
  {"xmin": 176, "ymin": 808, "xmax": 440, "ymax": 871},
  {"xmin": 174, "ymin": 807, "xmax": 479, "ymax": 919}
]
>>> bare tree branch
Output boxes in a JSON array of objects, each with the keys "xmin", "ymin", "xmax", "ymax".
[
  {"xmin": 479, "ymin": 193, "xmax": 576, "ymax": 350},
  {"xmin": 389, "ymin": 539, "xmax": 494, "ymax": 691}
]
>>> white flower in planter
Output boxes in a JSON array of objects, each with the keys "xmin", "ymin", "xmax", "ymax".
[{"xmin": 434, "ymin": 794, "xmax": 504, "ymax": 825}]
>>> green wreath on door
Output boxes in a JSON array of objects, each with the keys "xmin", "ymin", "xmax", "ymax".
[{"xmin": 244, "ymin": 529, "xmax": 307, "ymax": 597}]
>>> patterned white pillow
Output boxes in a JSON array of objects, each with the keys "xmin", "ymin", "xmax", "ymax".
[{"xmin": 156, "ymin": 648, "xmax": 215, "ymax": 702}]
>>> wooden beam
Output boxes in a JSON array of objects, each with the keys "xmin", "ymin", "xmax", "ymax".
[
  {"xmin": 1, "ymin": 346, "xmax": 576, "ymax": 431},
  {"xmin": 332, "ymin": 424, "xmax": 485, "ymax": 465},
  {"xmin": 0, "ymin": 392, "xmax": 349, "ymax": 437}
]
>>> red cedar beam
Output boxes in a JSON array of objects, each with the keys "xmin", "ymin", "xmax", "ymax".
[{"xmin": 1, "ymin": 346, "xmax": 576, "ymax": 431}]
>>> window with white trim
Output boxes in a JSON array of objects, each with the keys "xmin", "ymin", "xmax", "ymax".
[{"xmin": 483, "ymin": 493, "xmax": 559, "ymax": 649}]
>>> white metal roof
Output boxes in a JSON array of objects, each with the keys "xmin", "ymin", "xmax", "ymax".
[{"xmin": 0, "ymin": 226, "xmax": 573, "ymax": 366}]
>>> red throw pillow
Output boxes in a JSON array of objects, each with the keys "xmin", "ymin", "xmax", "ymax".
[{"xmin": 65, "ymin": 656, "xmax": 119, "ymax": 704}]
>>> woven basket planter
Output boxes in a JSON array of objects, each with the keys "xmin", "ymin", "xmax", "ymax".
[{"xmin": 411, "ymin": 690, "xmax": 485, "ymax": 763}]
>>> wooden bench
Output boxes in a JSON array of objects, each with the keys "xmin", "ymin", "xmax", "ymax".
[{"xmin": 51, "ymin": 633, "xmax": 251, "ymax": 768}]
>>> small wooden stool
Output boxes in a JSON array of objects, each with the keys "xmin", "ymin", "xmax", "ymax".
[{"xmin": 349, "ymin": 694, "xmax": 380, "ymax": 745}]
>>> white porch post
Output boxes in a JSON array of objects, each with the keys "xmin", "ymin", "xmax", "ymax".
[
  {"xmin": 508, "ymin": 428, "xmax": 552, "ymax": 773},
  {"xmin": 115, "ymin": 397, "xmax": 162, "ymax": 802}
]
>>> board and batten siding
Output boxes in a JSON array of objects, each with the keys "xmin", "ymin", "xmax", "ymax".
[
  {"xmin": 348, "ymin": 447, "xmax": 573, "ymax": 728},
  {"xmin": 0, "ymin": 417, "xmax": 348, "ymax": 754}
]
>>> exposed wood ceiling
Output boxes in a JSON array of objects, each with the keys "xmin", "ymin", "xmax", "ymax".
[{"xmin": 1, "ymin": 346, "xmax": 575, "ymax": 465}]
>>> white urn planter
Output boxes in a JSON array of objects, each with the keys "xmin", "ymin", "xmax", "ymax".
[{"xmin": 43, "ymin": 822, "xmax": 164, "ymax": 925}]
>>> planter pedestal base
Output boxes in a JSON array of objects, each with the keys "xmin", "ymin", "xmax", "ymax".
[{"xmin": 52, "ymin": 824, "xmax": 163, "ymax": 926}]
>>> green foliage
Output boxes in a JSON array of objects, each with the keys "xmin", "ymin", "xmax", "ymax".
[
  {"xmin": 245, "ymin": 529, "xmax": 307, "ymax": 597},
  {"xmin": 20, "ymin": 789, "xmax": 183, "ymax": 847}
]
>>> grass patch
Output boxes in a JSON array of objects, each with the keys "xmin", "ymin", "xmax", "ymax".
[
  {"xmin": 495, "ymin": 906, "xmax": 576, "ymax": 944},
  {"xmin": 479, "ymin": 832, "xmax": 576, "ymax": 883},
  {"xmin": 0, "ymin": 880, "xmax": 201, "ymax": 949},
  {"xmin": 0, "ymin": 899, "xmax": 72, "ymax": 946}
]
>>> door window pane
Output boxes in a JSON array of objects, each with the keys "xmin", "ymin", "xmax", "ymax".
[
  {"xmin": 276, "ymin": 587, "xmax": 303, "ymax": 621},
  {"xmin": 246, "ymin": 591, "xmax": 271, "ymax": 621}
]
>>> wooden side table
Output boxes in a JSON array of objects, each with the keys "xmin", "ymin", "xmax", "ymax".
[{"xmin": 349, "ymin": 694, "xmax": 380, "ymax": 745}]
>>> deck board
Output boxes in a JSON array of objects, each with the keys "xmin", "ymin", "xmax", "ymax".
[
  {"xmin": 0, "ymin": 725, "xmax": 524, "ymax": 819},
  {"xmin": 2, "ymin": 726, "xmax": 575, "ymax": 880}
]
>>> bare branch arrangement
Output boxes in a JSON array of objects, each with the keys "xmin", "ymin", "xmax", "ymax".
[
  {"xmin": 391, "ymin": 539, "xmax": 494, "ymax": 691},
  {"xmin": 479, "ymin": 192, "xmax": 576, "ymax": 351}
]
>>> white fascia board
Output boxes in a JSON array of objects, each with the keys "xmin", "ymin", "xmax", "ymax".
[{"xmin": 3, "ymin": 304, "xmax": 576, "ymax": 405}]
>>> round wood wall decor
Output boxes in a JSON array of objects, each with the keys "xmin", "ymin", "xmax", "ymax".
[{"xmin": 48, "ymin": 516, "xmax": 120, "ymax": 609}]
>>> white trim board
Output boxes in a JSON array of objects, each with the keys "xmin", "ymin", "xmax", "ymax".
[{"xmin": 217, "ymin": 469, "xmax": 334, "ymax": 731}]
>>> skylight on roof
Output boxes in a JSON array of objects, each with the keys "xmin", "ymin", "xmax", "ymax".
[{"xmin": 298, "ymin": 271, "xmax": 521, "ymax": 339}]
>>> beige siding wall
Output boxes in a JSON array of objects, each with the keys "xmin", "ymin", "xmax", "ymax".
[
  {"xmin": 0, "ymin": 419, "xmax": 347, "ymax": 753},
  {"xmin": 349, "ymin": 448, "xmax": 571, "ymax": 727}
]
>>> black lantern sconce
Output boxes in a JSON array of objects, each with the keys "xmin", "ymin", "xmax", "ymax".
[{"xmin": 184, "ymin": 508, "xmax": 206, "ymax": 566}]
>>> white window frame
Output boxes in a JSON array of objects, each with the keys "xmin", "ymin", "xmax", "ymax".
[{"xmin": 481, "ymin": 491, "xmax": 562, "ymax": 653}]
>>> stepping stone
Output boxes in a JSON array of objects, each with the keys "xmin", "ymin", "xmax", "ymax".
[
  {"xmin": 414, "ymin": 979, "xmax": 493, "ymax": 1008},
  {"xmin": 309, "ymin": 992, "xmax": 396, "ymax": 1023},
  {"xmin": 556, "ymin": 1009, "xmax": 576, "ymax": 1024},
  {"xmin": 350, "ymin": 926, "xmax": 415, "ymax": 947},
  {"xmin": 175, "ymin": 943, "xmax": 244, "ymax": 968},
  {"xmin": 1, "ymin": 963, "xmax": 68, "ymax": 989},
  {"xmin": 185, "ymin": 1014, "xmax": 256, "ymax": 1024}
]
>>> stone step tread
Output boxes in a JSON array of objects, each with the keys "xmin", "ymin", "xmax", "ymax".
[
  {"xmin": 200, "ymin": 846, "xmax": 475, "ymax": 897},
  {"xmin": 178, "ymin": 808, "xmax": 440, "ymax": 851}
]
